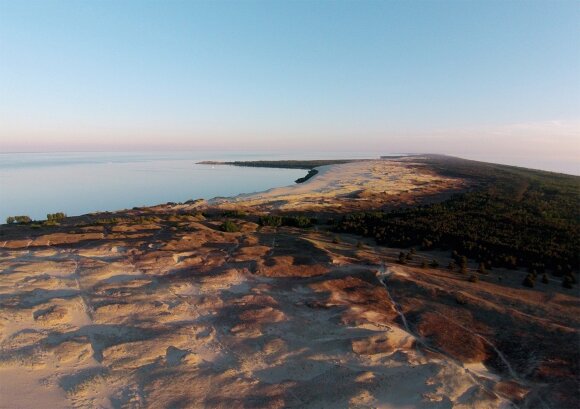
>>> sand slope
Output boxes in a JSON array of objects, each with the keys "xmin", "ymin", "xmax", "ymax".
[{"xmin": 0, "ymin": 220, "xmax": 520, "ymax": 409}]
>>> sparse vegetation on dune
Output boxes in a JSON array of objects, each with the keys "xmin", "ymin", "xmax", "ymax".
[
  {"xmin": 44, "ymin": 212, "xmax": 67, "ymax": 226},
  {"xmin": 221, "ymin": 209, "xmax": 247, "ymax": 218},
  {"xmin": 220, "ymin": 220, "xmax": 240, "ymax": 232},
  {"xmin": 258, "ymin": 213, "xmax": 316, "ymax": 228},
  {"xmin": 46, "ymin": 212, "xmax": 66, "ymax": 222}
]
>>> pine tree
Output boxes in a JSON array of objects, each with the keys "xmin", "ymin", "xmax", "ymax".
[
  {"xmin": 522, "ymin": 274, "xmax": 535, "ymax": 288},
  {"xmin": 563, "ymin": 275, "xmax": 574, "ymax": 289},
  {"xmin": 459, "ymin": 256, "xmax": 468, "ymax": 274},
  {"xmin": 398, "ymin": 252, "xmax": 406, "ymax": 264}
]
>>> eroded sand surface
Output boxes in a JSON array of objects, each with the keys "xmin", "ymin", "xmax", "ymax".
[
  {"xmin": 211, "ymin": 159, "xmax": 465, "ymax": 211},
  {"xmin": 0, "ymin": 221, "xmax": 519, "ymax": 409}
]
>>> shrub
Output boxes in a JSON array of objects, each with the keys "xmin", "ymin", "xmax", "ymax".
[
  {"xmin": 421, "ymin": 239, "xmax": 433, "ymax": 249},
  {"xmin": 398, "ymin": 252, "xmax": 406, "ymax": 264},
  {"xmin": 563, "ymin": 275, "xmax": 574, "ymax": 289},
  {"xmin": 421, "ymin": 261, "xmax": 428, "ymax": 268},
  {"xmin": 283, "ymin": 215, "xmax": 314, "ymax": 228},
  {"xmin": 222, "ymin": 210, "xmax": 247, "ymax": 218},
  {"xmin": 429, "ymin": 259, "xmax": 439, "ymax": 268},
  {"xmin": 220, "ymin": 220, "xmax": 240, "ymax": 233},
  {"xmin": 522, "ymin": 274, "xmax": 535, "ymax": 288},
  {"xmin": 259, "ymin": 215, "xmax": 283, "ymax": 227},
  {"xmin": 95, "ymin": 218, "xmax": 121, "ymax": 225},
  {"xmin": 6, "ymin": 215, "xmax": 32, "ymax": 224},
  {"xmin": 541, "ymin": 274, "xmax": 549, "ymax": 284},
  {"xmin": 259, "ymin": 214, "xmax": 316, "ymax": 228},
  {"xmin": 332, "ymin": 235, "xmax": 340, "ymax": 244},
  {"xmin": 468, "ymin": 274, "xmax": 479, "ymax": 283},
  {"xmin": 47, "ymin": 212, "xmax": 66, "ymax": 222}
]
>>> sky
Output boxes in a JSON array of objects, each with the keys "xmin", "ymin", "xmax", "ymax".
[{"xmin": 0, "ymin": 0, "xmax": 579, "ymax": 173}]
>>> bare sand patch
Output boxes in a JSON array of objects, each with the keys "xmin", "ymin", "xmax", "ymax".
[
  {"xmin": 212, "ymin": 158, "xmax": 465, "ymax": 212},
  {"xmin": 0, "ymin": 232, "xmax": 518, "ymax": 409}
]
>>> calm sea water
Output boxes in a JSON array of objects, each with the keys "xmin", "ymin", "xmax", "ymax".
[{"xmin": 0, "ymin": 151, "xmax": 377, "ymax": 222}]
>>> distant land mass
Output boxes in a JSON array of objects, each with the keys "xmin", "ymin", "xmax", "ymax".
[
  {"xmin": 197, "ymin": 159, "xmax": 362, "ymax": 169},
  {"xmin": 197, "ymin": 159, "xmax": 365, "ymax": 184},
  {"xmin": 1, "ymin": 155, "xmax": 578, "ymax": 408}
]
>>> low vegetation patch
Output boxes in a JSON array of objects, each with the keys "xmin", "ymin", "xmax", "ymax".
[
  {"xmin": 6, "ymin": 215, "xmax": 32, "ymax": 224},
  {"xmin": 258, "ymin": 214, "xmax": 316, "ymax": 228},
  {"xmin": 220, "ymin": 220, "xmax": 240, "ymax": 232},
  {"xmin": 222, "ymin": 210, "xmax": 247, "ymax": 218},
  {"xmin": 46, "ymin": 212, "xmax": 66, "ymax": 222}
]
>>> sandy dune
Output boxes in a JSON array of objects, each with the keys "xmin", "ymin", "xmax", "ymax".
[
  {"xmin": 1, "ymin": 219, "xmax": 530, "ymax": 409},
  {"xmin": 211, "ymin": 158, "xmax": 465, "ymax": 211}
]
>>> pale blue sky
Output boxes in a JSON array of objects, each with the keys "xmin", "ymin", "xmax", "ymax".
[{"xmin": 0, "ymin": 0, "xmax": 578, "ymax": 171}]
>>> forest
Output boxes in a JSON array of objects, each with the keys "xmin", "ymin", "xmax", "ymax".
[{"xmin": 335, "ymin": 156, "xmax": 580, "ymax": 275}]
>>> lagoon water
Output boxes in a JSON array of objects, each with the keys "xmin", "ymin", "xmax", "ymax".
[{"xmin": 0, "ymin": 151, "xmax": 375, "ymax": 222}]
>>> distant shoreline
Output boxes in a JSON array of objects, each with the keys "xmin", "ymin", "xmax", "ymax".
[{"xmin": 197, "ymin": 159, "xmax": 368, "ymax": 184}]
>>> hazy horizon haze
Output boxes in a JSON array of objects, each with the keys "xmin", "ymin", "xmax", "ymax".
[{"xmin": 0, "ymin": 0, "xmax": 578, "ymax": 173}]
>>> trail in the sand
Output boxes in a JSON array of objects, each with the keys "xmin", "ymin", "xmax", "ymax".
[{"xmin": 375, "ymin": 264, "xmax": 520, "ymax": 409}]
